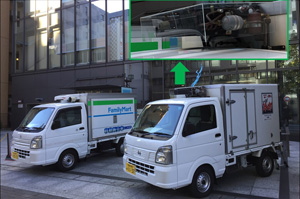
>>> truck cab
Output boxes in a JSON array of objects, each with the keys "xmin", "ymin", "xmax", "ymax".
[
  {"xmin": 12, "ymin": 102, "xmax": 88, "ymax": 170},
  {"xmin": 124, "ymin": 97, "xmax": 226, "ymax": 190}
]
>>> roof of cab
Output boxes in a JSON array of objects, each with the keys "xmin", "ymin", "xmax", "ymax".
[
  {"xmin": 148, "ymin": 97, "xmax": 218, "ymax": 106},
  {"xmin": 34, "ymin": 102, "xmax": 84, "ymax": 108}
]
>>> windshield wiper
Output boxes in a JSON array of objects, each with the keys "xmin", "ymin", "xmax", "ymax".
[{"xmin": 152, "ymin": 132, "xmax": 171, "ymax": 137}]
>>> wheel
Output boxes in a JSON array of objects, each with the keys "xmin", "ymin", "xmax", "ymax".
[
  {"xmin": 115, "ymin": 138, "xmax": 124, "ymax": 157},
  {"xmin": 190, "ymin": 166, "xmax": 214, "ymax": 198},
  {"xmin": 256, "ymin": 151, "xmax": 274, "ymax": 177},
  {"xmin": 57, "ymin": 150, "xmax": 78, "ymax": 171}
]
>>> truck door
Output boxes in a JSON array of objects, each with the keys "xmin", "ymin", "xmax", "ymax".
[
  {"xmin": 176, "ymin": 102, "xmax": 225, "ymax": 185},
  {"xmin": 45, "ymin": 106, "xmax": 88, "ymax": 163},
  {"xmin": 227, "ymin": 90, "xmax": 257, "ymax": 152}
]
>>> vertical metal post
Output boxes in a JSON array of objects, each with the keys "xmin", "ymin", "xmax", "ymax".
[{"xmin": 5, "ymin": 133, "xmax": 13, "ymax": 160}]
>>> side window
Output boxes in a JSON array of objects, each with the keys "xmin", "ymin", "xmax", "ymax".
[
  {"xmin": 52, "ymin": 107, "xmax": 82, "ymax": 130},
  {"xmin": 183, "ymin": 105, "xmax": 217, "ymax": 137}
]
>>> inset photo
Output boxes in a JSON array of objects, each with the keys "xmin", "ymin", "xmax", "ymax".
[{"xmin": 130, "ymin": 0, "xmax": 288, "ymax": 60}]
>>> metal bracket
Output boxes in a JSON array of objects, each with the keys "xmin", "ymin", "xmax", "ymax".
[
  {"xmin": 226, "ymin": 99, "xmax": 236, "ymax": 105},
  {"xmin": 229, "ymin": 135, "xmax": 237, "ymax": 142}
]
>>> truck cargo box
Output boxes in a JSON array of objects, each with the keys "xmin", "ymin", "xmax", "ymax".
[{"xmin": 205, "ymin": 84, "xmax": 280, "ymax": 154}]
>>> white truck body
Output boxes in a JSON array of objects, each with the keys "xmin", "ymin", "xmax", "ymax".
[
  {"xmin": 123, "ymin": 84, "xmax": 282, "ymax": 197},
  {"xmin": 11, "ymin": 93, "xmax": 136, "ymax": 170}
]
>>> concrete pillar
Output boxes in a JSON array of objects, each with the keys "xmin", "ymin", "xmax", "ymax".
[{"xmin": 0, "ymin": 0, "xmax": 10, "ymax": 128}]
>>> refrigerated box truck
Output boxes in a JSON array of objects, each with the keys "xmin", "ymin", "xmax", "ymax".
[
  {"xmin": 123, "ymin": 84, "xmax": 283, "ymax": 197},
  {"xmin": 11, "ymin": 93, "xmax": 136, "ymax": 171}
]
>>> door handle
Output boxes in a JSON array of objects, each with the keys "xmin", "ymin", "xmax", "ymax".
[
  {"xmin": 79, "ymin": 127, "xmax": 85, "ymax": 130},
  {"xmin": 215, "ymin": 133, "xmax": 221, "ymax": 138}
]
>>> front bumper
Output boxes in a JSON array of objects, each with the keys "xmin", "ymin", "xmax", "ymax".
[
  {"xmin": 11, "ymin": 145, "xmax": 46, "ymax": 165},
  {"xmin": 123, "ymin": 154, "xmax": 178, "ymax": 189}
]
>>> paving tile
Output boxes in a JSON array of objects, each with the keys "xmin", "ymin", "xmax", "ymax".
[{"xmin": 251, "ymin": 187, "xmax": 279, "ymax": 198}]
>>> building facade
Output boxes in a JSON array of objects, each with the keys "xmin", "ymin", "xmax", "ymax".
[{"xmin": 8, "ymin": 0, "xmax": 300, "ymax": 133}]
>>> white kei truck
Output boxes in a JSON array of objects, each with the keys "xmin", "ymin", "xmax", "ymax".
[
  {"xmin": 11, "ymin": 93, "xmax": 136, "ymax": 171},
  {"xmin": 123, "ymin": 84, "xmax": 283, "ymax": 198}
]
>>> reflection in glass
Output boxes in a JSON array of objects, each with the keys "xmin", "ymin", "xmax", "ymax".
[
  {"xmin": 48, "ymin": 0, "xmax": 60, "ymax": 11},
  {"xmin": 62, "ymin": 7, "xmax": 75, "ymax": 67},
  {"xmin": 91, "ymin": 0, "xmax": 106, "ymax": 63},
  {"xmin": 36, "ymin": 0, "xmax": 47, "ymax": 15},
  {"xmin": 15, "ymin": 0, "xmax": 24, "ymax": 19},
  {"xmin": 62, "ymin": 0, "xmax": 74, "ymax": 7},
  {"xmin": 25, "ymin": 0, "xmax": 35, "ymax": 17},
  {"xmin": 49, "ymin": 12, "xmax": 61, "ymax": 69},
  {"xmin": 25, "ymin": 18, "xmax": 35, "ymax": 71},
  {"xmin": 108, "ymin": 0, "xmax": 123, "ymax": 62},
  {"xmin": 213, "ymin": 74, "xmax": 236, "ymax": 84},
  {"xmin": 37, "ymin": 15, "xmax": 48, "ymax": 70},
  {"xmin": 289, "ymin": 0, "xmax": 298, "ymax": 40},
  {"xmin": 14, "ymin": 20, "xmax": 24, "ymax": 73},
  {"xmin": 76, "ymin": 3, "xmax": 90, "ymax": 65},
  {"xmin": 125, "ymin": 0, "xmax": 129, "ymax": 60}
]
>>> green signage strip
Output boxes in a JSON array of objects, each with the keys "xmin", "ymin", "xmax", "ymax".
[
  {"xmin": 93, "ymin": 100, "xmax": 134, "ymax": 106},
  {"xmin": 131, "ymin": 42, "xmax": 158, "ymax": 52},
  {"xmin": 162, "ymin": 41, "xmax": 170, "ymax": 49}
]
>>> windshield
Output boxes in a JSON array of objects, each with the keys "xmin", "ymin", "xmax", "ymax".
[
  {"xmin": 130, "ymin": 104, "xmax": 184, "ymax": 140},
  {"xmin": 17, "ymin": 107, "xmax": 54, "ymax": 132}
]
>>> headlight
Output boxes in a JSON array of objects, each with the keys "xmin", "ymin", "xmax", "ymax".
[
  {"xmin": 124, "ymin": 139, "xmax": 128, "ymax": 154},
  {"xmin": 155, "ymin": 145, "xmax": 173, "ymax": 165},
  {"xmin": 30, "ymin": 136, "xmax": 42, "ymax": 149}
]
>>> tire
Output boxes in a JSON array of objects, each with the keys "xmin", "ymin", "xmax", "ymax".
[
  {"xmin": 190, "ymin": 166, "xmax": 215, "ymax": 198},
  {"xmin": 256, "ymin": 152, "xmax": 274, "ymax": 177},
  {"xmin": 115, "ymin": 138, "xmax": 124, "ymax": 157},
  {"xmin": 57, "ymin": 150, "xmax": 78, "ymax": 172}
]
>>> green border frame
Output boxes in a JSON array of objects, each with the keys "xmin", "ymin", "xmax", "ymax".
[{"xmin": 129, "ymin": 0, "xmax": 289, "ymax": 61}]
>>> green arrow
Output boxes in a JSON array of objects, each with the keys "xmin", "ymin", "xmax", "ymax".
[{"xmin": 170, "ymin": 62, "xmax": 190, "ymax": 85}]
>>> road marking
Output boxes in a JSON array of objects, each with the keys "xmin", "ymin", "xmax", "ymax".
[{"xmin": 0, "ymin": 134, "xmax": 7, "ymax": 142}]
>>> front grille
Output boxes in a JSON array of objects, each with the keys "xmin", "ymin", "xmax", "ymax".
[
  {"xmin": 128, "ymin": 158, "xmax": 155, "ymax": 176},
  {"xmin": 14, "ymin": 148, "xmax": 30, "ymax": 159}
]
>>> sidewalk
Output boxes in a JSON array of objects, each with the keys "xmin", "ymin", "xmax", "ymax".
[{"xmin": 288, "ymin": 141, "xmax": 300, "ymax": 199}]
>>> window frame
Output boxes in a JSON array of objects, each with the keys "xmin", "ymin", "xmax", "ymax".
[
  {"xmin": 51, "ymin": 106, "xmax": 82, "ymax": 130},
  {"xmin": 182, "ymin": 104, "xmax": 217, "ymax": 137}
]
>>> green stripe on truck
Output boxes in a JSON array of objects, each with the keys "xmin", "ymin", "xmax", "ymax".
[
  {"xmin": 131, "ymin": 42, "xmax": 158, "ymax": 52},
  {"xmin": 93, "ymin": 100, "xmax": 134, "ymax": 106}
]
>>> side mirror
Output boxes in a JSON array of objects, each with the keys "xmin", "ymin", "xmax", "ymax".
[
  {"xmin": 182, "ymin": 122, "xmax": 195, "ymax": 137},
  {"xmin": 51, "ymin": 120, "xmax": 60, "ymax": 130}
]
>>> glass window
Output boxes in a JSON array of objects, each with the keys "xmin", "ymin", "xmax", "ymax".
[
  {"xmin": 183, "ymin": 105, "xmax": 217, "ymax": 136},
  {"xmin": 76, "ymin": 3, "xmax": 90, "ymax": 65},
  {"xmin": 91, "ymin": 0, "xmax": 106, "ymax": 63},
  {"xmin": 17, "ymin": 108, "xmax": 54, "ymax": 132},
  {"xmin": 49, "ymin": 10, "xmax": 61, "ymax": 69},
  {"xmin": 15, "ymin": 0, "xmax": 24, "ymax": 19},
  {"xmin": 52, "ymin": 107, "xmax": 82, "ymax": 129},
  {"xmin": 25, "ymin": 0, "xmax": 35, "ymax": 17},
  {"xmin": 238, "ymin": 73, "xmax": 266, "ymax": 84},
  {"xmin": 108, "ymin": 0, "xmax": 123, "ymax": 62},
  {"xmin": 211, "ymin": 60, "xmax": 220, "ymax": 67},
  {"xmin": 131, "ymin": 104, "xmax": 184, "ymax": 140},
  {"xmin": 62, "ymin": 7, "xmax": 75, "ymax": 67},
  {"xmin": 62, "ymin": 0, "xmax": 74, "ymax": 7},
  {"xmin": 25, "ymin": 18, "xmax": 35, "ymax": 71},
  {"xmin": 48, "ymin": 0, "xmax": 60, "ymax": 11},
  {"xmin": 36, "ymin": 15, "xmax": 48, "ymax": 70},
  {"xmin": 14, "ymin": 20, "xmax": 24, "ymax": 73},
  {"xmin": 36, "ymin": 0, "xmax": 47, "ymax": 15},
  {"xmin": 125, "ymin": 0, "xmax": 129, "ymax": 60},
  {"xmin": 289, "ymin": 0, "xmax": 298, "ymax": 40},
  {"xmin": 212, "ymin": 74, "xmax": 236, "ymax": 84},
  {"xmin": 268, "ymin": 60, "xmax": 275, "ymax": 69}
]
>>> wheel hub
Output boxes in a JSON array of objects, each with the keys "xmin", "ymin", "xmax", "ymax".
[{"xmin": 196, "ymin": 172, "xmax": 211, "ymax": 193}]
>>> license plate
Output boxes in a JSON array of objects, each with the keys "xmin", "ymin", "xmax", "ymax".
[
  {"xmin": 12, "ymin": 151, "xmax": 18, "ymax": 160},
  {"xmin": 126, "ymin": 162, "xmax": 135, "ymax": 175}
]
